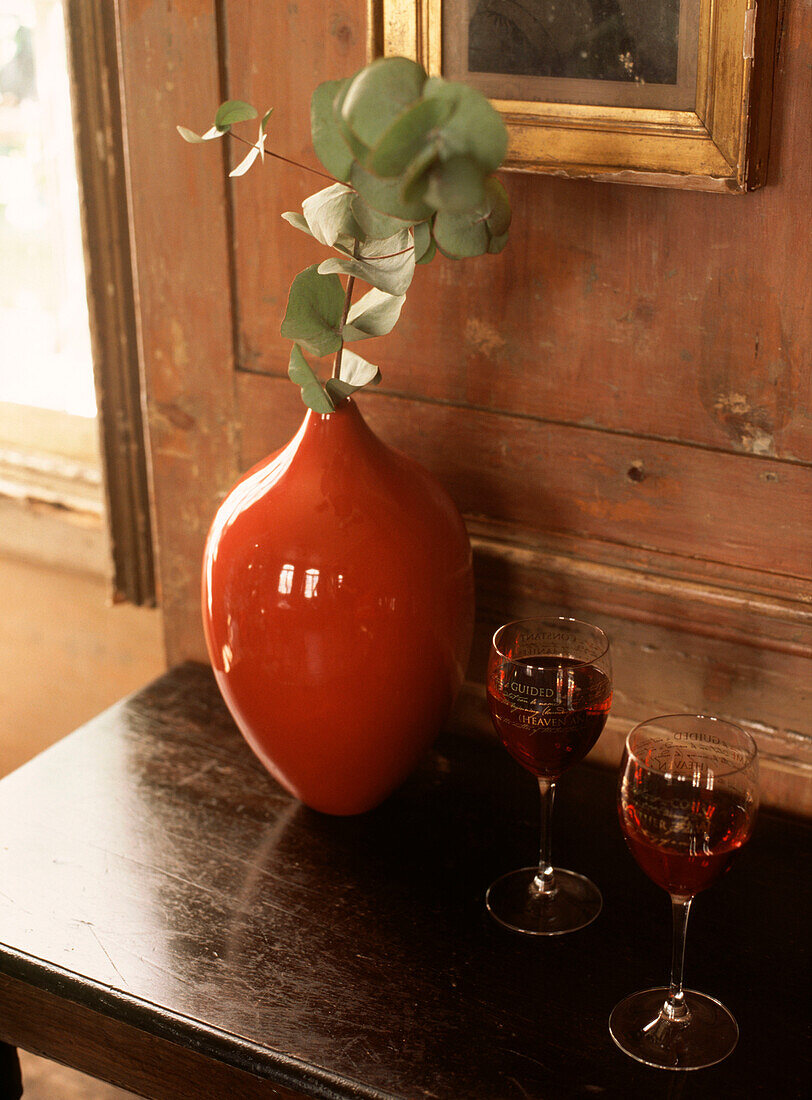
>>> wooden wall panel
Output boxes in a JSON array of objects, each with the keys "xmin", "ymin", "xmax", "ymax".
[
  {"xmin": 222, "ymin": 3, "xmax": 369, "ymax": 375},
  {"xmin": 235, "ymin": 3, "xmax": 811, "ymax": 467},
  {"xmin": 238, "ymin": 380, "xmax": 810, "ymax": 581},
  {"xmin": 119, "ymin": 1, "xmax": 811, "ymax": 808},
  {"xmin": 116, "ymin": 0, "xmax": 239, "ymax": 663}
]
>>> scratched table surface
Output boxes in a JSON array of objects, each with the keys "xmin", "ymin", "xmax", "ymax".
[{"xmin": 0, "ymin": 663, "xmax": 808, "ymax": 1099}]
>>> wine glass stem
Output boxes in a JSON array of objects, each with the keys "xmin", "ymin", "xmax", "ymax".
[
  {"xmin": 664, "ymin": 896, "xmax": 693, "ymax": 1020},
  {"xmin": 533, "ymin": 778, "xmax": 557, "ymax": 895}
]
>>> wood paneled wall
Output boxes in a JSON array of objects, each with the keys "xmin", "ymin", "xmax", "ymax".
[{"xmin": 116, "ymin": 1, "xmax": 810, "ymax": 812}]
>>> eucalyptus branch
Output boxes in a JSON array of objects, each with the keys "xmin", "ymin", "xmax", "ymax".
[{"xmin": 181, "ymin": 64, "xmax": 511, "ymax": 412}]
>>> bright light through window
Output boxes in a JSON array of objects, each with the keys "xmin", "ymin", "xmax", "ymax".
[{"xmin": 0, "ymin": 0, "xmax": 95, "ymax": 417}]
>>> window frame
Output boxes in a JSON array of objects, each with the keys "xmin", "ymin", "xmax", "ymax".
[{"xmin": 62, "ymin": 0, "xmax": 154, "ymax": 604}]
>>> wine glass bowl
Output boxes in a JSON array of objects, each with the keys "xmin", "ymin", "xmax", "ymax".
[
  {"xmin": 610, "ymin": 714, "xmax": 759, "ymax": 1070},
  {"xmin": 485, "ymin": 617, "xmax": 612, "ymax": 935}
]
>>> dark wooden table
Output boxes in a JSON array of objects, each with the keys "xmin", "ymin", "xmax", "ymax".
[{"xmin": 0, "ymin": 664, "xmax": 808, "ymax": 1099}]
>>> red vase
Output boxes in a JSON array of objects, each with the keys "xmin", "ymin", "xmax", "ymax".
[{"xmin": 201, "ymin": 398, "xmax": 474, "ymax": 815}]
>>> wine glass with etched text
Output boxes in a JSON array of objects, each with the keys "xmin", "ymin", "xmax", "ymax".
[
  {"xmin": 485, "ymin": 617, "xmax": 612, "ymax": 934},
  {"xmin": 610, "ymin": 715, "xmax": 759, "ymax": 1070}
]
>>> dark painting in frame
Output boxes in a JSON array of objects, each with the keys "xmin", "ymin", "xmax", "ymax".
[{"xmin": 376, "ymin": 0, "xmax": 780, "ymax": 191}]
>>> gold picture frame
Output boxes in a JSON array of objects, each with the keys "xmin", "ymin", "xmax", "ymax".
[{"xmin": 374, "ymin": 0, "xmax": 779, "ymax": 192}]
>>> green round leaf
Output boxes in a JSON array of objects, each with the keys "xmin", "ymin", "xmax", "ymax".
[
  {"xmin": 487, "ymin": 231, "xmax": 509, "ymax": 255},
  {"xmin": 399, "ymin": 142, "xmax": 441, "ymax": 205},
  {"xmin": 351, "ymin": 161, "xmax": 433, "ymax": 223},
  {"xmin": 425, "ymin": 80, "xmax": 508, "ymax": 173},
  {"xmin": 351, "ymin": 193, "xmax": 412, "ymax": 239},
  {"xmin": 337, "ymin": 113, "xmax": 371, "ymax": 163},
  {"xmin": 367, "ymin": 97, "xmax": 449, "ymax": 178},
  {"xmin": 343, "ymin": 287, "xmax": 406, "ymax": 341},
  {"xmin": 310, "ymin": 78, "xmax": 354, "ymax": 181},
  {"xmin": 215, "ymin": 100, "xmax": 258, "ymax": 130},
  {"xmin": 412, "ymin": 221, "xmax": 432, "ymax": 263},
  {"xmin": 416, "ymin": 235, "xmax": 437, "ymax": 265},
  {"xmin": 288, "ymin": 345, "xmax": 335, "ymax": 414},
  {"xmin": 280, "ymin": 265, "xmax": 345, "ymax": 357},
  {"xmin": 341, "ymin": 57, "xmax": 427, "ymax": 150},
  {"xmin": 484, "ymin": 176, "xmax": 512, "ymax": 237},
  {"xmin": 424, "ymin": 155, "xmax": 486, "ymax": 213},
  {"xmin": 432, "ymin": 209, "xmax": 489, "ymax": 259}
]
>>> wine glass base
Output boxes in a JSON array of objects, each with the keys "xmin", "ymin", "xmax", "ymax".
[
  {"xmin": 485, "ymin": 866, "xmax": 602, "ymax": 935},
  {"xmin": 609, "ymin": 987, "xmax": 739, "ymax": 1070}
]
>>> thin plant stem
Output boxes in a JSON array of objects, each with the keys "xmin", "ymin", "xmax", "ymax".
[
  {"xmin": 332, "ymin": 241, "xmax": 362, "ymax": 380},
  {"xmin": 229, "ymin": 131, "xmax": 337, "ymax": 183},
  {"xmin": 532, "ymin": 778, "xmax": 557, "ymax": 895},
  {"xmin": 664, "ymin": 896, "xmax": 693, "ymax": 1021}
]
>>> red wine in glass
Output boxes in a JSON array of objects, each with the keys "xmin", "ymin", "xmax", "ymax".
[
  {"xmin": 488, "ymin": 656, "xmax": 612, "ymax": 779},
  {"xmin": 610, "ymin": 714, "xmax": 759, "ymax": 1071},
  {"xmin": 621, "ymin": 785, "xmax": 754, "ymax": 897},
  {"xmin": 485, "ymin": 619, "xmax": 612, "ymax": 935}
]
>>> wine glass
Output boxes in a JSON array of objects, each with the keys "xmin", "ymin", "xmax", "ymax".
[
  {"xmin": 609, "ymin": 714, "xmax": 759, "ymax": 1070},
  {"xmin": 485, "ymin": 617, "xmax": 612, "ymax": 935}
]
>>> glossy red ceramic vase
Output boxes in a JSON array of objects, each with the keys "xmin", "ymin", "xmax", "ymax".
[{"xmin": 201, "ymin": 398, "xmax": 474, "ymax": 815}]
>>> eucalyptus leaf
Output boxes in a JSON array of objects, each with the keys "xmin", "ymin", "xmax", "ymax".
[
  {"xmin": 258, "ymin": 108, "xmax": 273, "ymax": 162},
  {"xmin": 400, "ymin": 142, "xmax": 441, "ymax": 205},
  {"xmin": 350, "ymin": 161, "xmax": 433, "ymax": 222},
  {"xmin": 342, "ymin": 287, "xmax": 406, "ymax": 341},
  {"xmin": 326, "ymin": 350, "xmax": 381, "ymax": 402},
  {"xmin": 281, "ymin": 211, "xmax": 358, "ymax": 255},
  {"xmin": 215, "ymin": 100, "xmax": 258, "ymax": 130},
  {"xmin": 319, "ymin": 230, "xmax": 415, "ymax": 296},
  {"xmin": 424, "ymin": 155, "xmax": 486, "ymax": 213},
  {"xmin": 280, "ymin": 265, "xmax": 345, "ymax": 357},
  {"xmin": 230, "ymin": 143, "xmax": 262, "ymax": 177},
  {"xmin": 416, "ymin": 235, "xmax": 436, "ymax": 265},
  {"xmin": 424, "ymin": 80, "xmax": 507, "ymax": 173},
  {"xmin": 281, "ymin": 211, "xmax": 313, "ymax": 237},
  {"xmin": 301, "ymin": 184, "xmax": 362, "ymax": 247},
  {"xmin": 487, "ymin": 231, "xmax": 509, "ymax": 255},
  {"xmin": 432, "ymin": 208, "xmax": 489, "ymax": 259},
  {"xmin": 288, "ymin": 344, "xmax": 335, "ymax": 413},
  {"xmin": 337, "ymin": 111, "xmax": 370, "ymax": 163},
  {"xmin": 311, "ymin": 78, "xmax": 354, "ymax": 181},
  {"xmin": 341, "ymin": 57, "xmax": 427, "ymax": 150},
  {"xmin": 351, "ymin": 192, "xmax": 412, "ymax": 240},
  {"xmin": 332, "ymin": 77, "xmax": 370, "ymax": 163},
  {"xmin": 367, "ymin": 97, "xmax": 449, "ymax": 178},
  {"xmin": 484, "ymin": 176, "xmax": 512, "ymax": 237},
  {"xmin": 412, "ymin": 221, "xmax": 431, "ymax": 263},
  {"xmin": 176, "ymin": 124, "xmax": 223, "ymax": 143}
]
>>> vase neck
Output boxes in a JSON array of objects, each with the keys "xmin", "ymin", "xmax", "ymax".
[{"xmin": 295, "ymin": 398, "xmax": 383, "ymax": 458}]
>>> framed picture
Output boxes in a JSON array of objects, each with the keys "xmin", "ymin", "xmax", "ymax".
[{"xmin": 375, "ymin": 0, "xmax": 780, "ymax": 191}]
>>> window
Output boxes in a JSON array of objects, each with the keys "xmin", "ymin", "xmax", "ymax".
[
  {"xmin": 0, "ymin": 0, "xmax": 154, "ymax": 605},
  {"xmin": 0, "ymin": 0, "xmax": 95, "ymax": 417}
]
